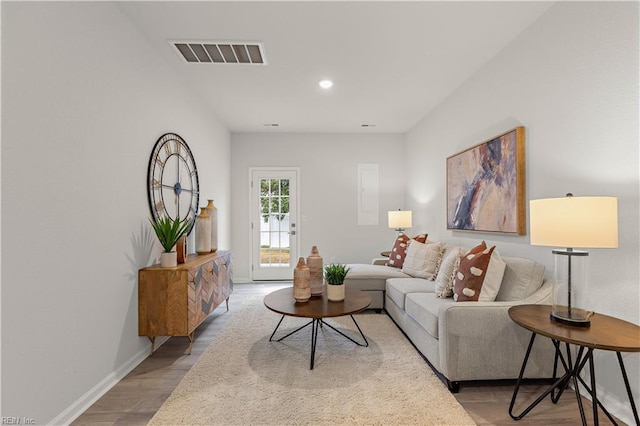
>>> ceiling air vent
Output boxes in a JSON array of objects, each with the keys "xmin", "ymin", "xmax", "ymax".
[{"xmin": 171, "ymin": 41, "xmax": 267, "ymax": 65}]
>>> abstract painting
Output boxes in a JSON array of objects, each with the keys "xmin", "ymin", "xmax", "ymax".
[{"xmin": 446, "ymin": 127, "xmax": 525, "ymax": 234}]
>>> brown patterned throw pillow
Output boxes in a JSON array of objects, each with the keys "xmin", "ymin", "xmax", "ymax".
[
  {"xmin": 386, "ymin": 234, "xmax": 428, "ymax": 269},
  {"xmin": 453, "ymin": 242, "xmax": 493, "ymax": 302}
]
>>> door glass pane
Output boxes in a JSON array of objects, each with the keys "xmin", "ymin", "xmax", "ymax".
[{"xmin": 259, "ymin": 178, "xmax": 291, "ymax": 267}]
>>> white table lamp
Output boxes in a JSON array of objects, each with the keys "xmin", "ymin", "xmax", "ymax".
[
  {"xmin": 388, "ymin": 210, "xmax": 412, "ymax": 235},
  {"xmin": 530, "ymin": 194, "xmax": 618, "ymax": 326}
]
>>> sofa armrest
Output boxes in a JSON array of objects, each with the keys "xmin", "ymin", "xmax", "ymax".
[
  {"xmin": 437, "ymin": 281, "xmax": 554, "ymax": 382},
  {"xmin": 371, "ymin": 258, "xmax": 388, "ymax": 265}
]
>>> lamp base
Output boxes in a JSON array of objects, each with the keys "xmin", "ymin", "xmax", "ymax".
[{"xmin": 550, "ymin": 307, "xmax": 592, "ymax": 327}]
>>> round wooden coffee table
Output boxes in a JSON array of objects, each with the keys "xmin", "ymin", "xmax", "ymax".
[{"xmin": 264, "ymin": 287, "xmax": 372, "ymax": 369}]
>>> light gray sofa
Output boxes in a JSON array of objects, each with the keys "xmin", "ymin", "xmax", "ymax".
[{"xmin": 345, "ymin": 255, "xmax": 555, "ymax": 391}]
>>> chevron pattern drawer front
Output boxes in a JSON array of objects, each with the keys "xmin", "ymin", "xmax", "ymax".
[
  {"xmin": 139, "ymin": 250, "xmax": 233, "ymax": 354},
  {"xmin": 188, "ymin": 252, "xmax": 233, "ymax": 330}
]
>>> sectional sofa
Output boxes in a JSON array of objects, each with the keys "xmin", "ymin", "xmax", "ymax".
[{"xmin": 344, "ymin": 238, "xmax": 555, "ymax": 391}]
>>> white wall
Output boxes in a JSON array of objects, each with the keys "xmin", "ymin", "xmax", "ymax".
[
  {"xmin": 406, "ymin": 2, "xmax": 639, "ymax": 423},
  {"xmin": 1, "ymin": 2, "xmax": 230, "ymax": 424},
  {"xmin": 231, "ymin": 133, "xmax": 406, "ymax": 282}
]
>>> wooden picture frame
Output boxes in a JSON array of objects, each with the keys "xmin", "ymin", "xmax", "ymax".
[{"xmin": 446, "ymin": 126, "xmax": 526, "ymax": 235}]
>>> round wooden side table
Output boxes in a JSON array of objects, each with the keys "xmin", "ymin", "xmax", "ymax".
[{"xmin": 508, "ymin": 304, "xmax": 640, "ymax": 425}]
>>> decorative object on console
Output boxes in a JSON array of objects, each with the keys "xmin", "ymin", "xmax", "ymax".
[
  {"xmin": 447, "ymin": 126, "xmax": 525, "ymax": 235},
  {"xmin": 176, "ymin": 235, "xmax": 187, "ymax": 264},
  {"xmin": 386, "ymin": 234, "xmax": 428, "ymax": 269},
  {"xmin": 307, "ymin": 246, "xmax": 324, "ymax": 296},
  {"xmin": 293, "ymin": 257, "xmax": 311, "ymax": 302},
  {"xmin": 149, "ymin": 216, "xmax": 191, "ymax": 268},
  {"xmin": 205, "ymin": 199, "xmax": 218, "ymax": 252},
  {"xmin": 530, "ymin": 194, "xmax": 618, "ymax": 327},
  {"xmin": 388, "ymin": 209, "xmax": 412, "ymax": 235},
  {"xmin": 195, "ymin": 207, "xmax": 211, "ymax": 255},
  {"xmin": 324, "ymin": 263, "xmax": 351, "ymax": 302},
  {"xmin": 452, "ymin": 241, "xmax": 506, "ymax": 302},
  {"xmin": 147, "ymin": 133, "xmax": 200, "ymax": 235}
]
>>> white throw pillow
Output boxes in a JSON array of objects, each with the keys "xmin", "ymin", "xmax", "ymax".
[
  {"xmin": 401, "ymin": 240, "xmax": 444, "ymax": 280},
  {"xmin": 478, "ymin": 248, "xmax": 507, "ymax": 302},
  {"xmin": 435, "ymin": 247, "xmax": 463, "ymax": 298}
]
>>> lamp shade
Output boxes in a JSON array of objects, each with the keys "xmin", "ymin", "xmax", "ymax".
[
  {"xmin": 530, "ymin": 196, "xmax": 618, "ymax": 249},
  {"xmin": 388, "ymin": 210, "xmax": 412, "ymax": 229}
]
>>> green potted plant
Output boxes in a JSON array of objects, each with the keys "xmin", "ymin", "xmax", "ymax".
[
  {"xmin": 149, "ymin": 216, "xmax": 191, "ymax": 267},
  {"xmin": 324, "ymin": 263, "xmax": 351, "ymax": 301}
]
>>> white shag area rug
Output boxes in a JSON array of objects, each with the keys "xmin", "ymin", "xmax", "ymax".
[{"xmin": 149, "ymin": 294, "xmax": 476, "ymax": 426}]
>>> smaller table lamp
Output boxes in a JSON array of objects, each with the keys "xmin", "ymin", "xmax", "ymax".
[
  {"xmin": 388, "ymin": 209, "xmax": 412, "ymax": 235},
  {"xmin": 530, "ymin": 194, "xmax": 618, "ymax": 327}
]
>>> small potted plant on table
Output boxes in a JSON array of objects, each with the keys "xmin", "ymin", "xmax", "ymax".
[
  {"xmin": 324, "ymin": 263, "xmax": 351, "ymax": 302},
  {"xmin": 149, "ymin": 216, "xmax": 191, "ymax": 267}
]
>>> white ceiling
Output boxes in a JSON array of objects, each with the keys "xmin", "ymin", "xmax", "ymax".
[{"xmin": 118, "ymin": 1, "xmax": 555, "ymax": 133}]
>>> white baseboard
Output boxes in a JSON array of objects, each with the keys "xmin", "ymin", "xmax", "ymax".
[{"xmin": 47, "ymin": 338, "xmax": 165, "ymax": 425}]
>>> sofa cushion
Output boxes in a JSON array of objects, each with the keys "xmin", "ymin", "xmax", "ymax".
[
  {"xmin": 401, "ymin": 240, "xmax": 444, "ymax": 279},
  {"xmin": 404, "ymin": 292, "xmax": 454, "ymax": 339},
  {"xmin": 386, "ymin": 278, "xmax": 436, "ymax": 310},
  {"xmin": 435, "ymin": 246, "xmax": 464, "ymax": 298},
  {"xmin": 495, "ymin": 256, "xmax": 546, "ymax": 301},
  {"xmin": 344, "ymin": 264, "xmax": 410, "ymax": 292},
  {"xmin": 453, "ymin": 243, "xmax": 506, "ymax": 302},
  {"xmin": 386, "ymin": 233, "xmax": 428, "ymax": 268}
]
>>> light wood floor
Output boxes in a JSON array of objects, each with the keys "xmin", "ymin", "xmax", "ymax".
[{"xmin": 73, "ymin": 282, "xmax": 625, "ymax": 425}]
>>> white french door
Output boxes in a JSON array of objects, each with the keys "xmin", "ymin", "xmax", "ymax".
[{"xmin": 250, "ymin": 168, "xmax": 299, "ymax": 280}]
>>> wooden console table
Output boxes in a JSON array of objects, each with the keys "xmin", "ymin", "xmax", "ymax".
[{"xmin": 138, "ymin": 250, "xmax": 233, "ymax": 354}]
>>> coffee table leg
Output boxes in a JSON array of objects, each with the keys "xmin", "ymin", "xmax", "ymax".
[
  {"xmin": 319, "ymin": 315, "xmax": 368, "ymax": 347},
  {"xmin": 310, "ymin": 318, "xmax": 320, "ymax": 370},
  {"xmin": 270, "ymin": 317, "xmax": 314, "ymax": 342},
  {"xmin": 269, "ymin": 315, "xmax": 285, "ymax": 341}
]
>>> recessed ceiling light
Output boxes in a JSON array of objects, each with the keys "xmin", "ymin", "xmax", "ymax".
[{"xmin": 318, "ymin": 79, "xmax": 333, "ymax": 89}]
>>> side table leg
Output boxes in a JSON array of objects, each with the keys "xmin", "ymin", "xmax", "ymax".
[
  {"xmin": 509, "ymin": 333, "xmax": 574, "ymax": 420},
  {"xmin": 588, "ymin": 349, "xmax": 599, "ymax": 426},
  {"xmin": 510, "ymin": 332, "xmax": 545, "ymax": 420},
  {"xmin": 571, "ymin": 346, "xmax": 588, "ymax": 426},
  {"xmin": 617, "ymin": 352, "xmax": 640, "ymax": 426}
]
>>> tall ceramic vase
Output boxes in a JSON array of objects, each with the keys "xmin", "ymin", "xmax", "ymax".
[
  {"xmin": 307, "ymin": 246, "xmax": 324, "ymax": 296},
  {"xmin": 195, "ymin": 207, "xmax": 211, "ymax": 255},
  {"xmin": 205, "ymin": 199, "xmax": 218, "ymax": 252},
  {"xmin": 293, "ymin": 257, "xmax": 311, "ymax": 302}
]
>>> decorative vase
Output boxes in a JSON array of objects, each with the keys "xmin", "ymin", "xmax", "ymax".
[
  {"xmin": 205, "ymin": 199, "xmax": 218, "ymax": 252},
  {"xmin": 195, "ymin": 207, "xmax": 211, "ymax": 255},
  {"xmin": 327, "ymin": 283, "xmax": 345, "ymax": 302},
  {"xmin": 176, "ymin": 235, "xmax": 187, "ymax": 264},
  {"xmin": 160, "ymin": 251, "xmax": 177, "ymax": 268},
  {"xmin": 307, "ymin": 246, "xmax": 324, "ymax": 296},
  {"xmin": 293, "ymin": 257, "xmax": 311, "ymax": 302}
]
